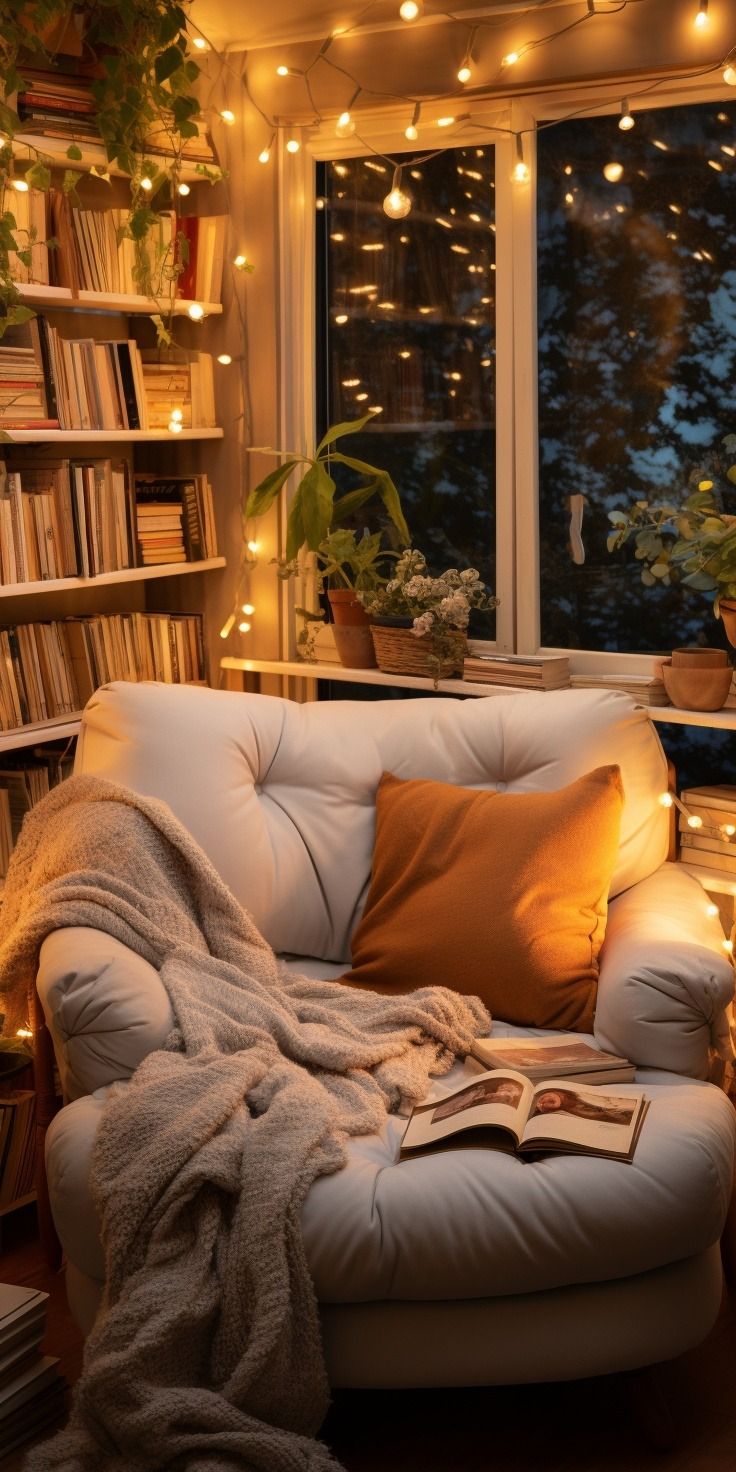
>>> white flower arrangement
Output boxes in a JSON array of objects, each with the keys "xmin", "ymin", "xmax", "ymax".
[{"xmin": 359, "ymin": 548, "xmax": 498, "ymax": 638}]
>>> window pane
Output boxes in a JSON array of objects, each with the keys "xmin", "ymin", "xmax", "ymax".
[
  {"xmin": 317, "ymin": 146, "xmax": 496, "ymax": 633},
  {"xmin": 537, "ymin": 100, "xmax": 736, "ymax": 653}
]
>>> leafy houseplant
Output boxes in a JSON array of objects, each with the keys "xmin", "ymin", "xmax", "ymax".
[
  {"xmin": 607, "ymin": 433, "xmax": 736, "ymax": 645},
  {"xmin": 245, "ymin": 412, "xmax": 410, "ymax": 668},
  {"xmin": 0, "ymin": 1, "xmax": 215, "ymax": 339},
  {"xmin": 359, "ymin": 547, "xmax": 499, "ymax": 686}
]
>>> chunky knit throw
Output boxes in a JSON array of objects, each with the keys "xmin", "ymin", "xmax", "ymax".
[{"xmin": 0, "ymin": 775, "xmax": 490, "ymax": 1472}]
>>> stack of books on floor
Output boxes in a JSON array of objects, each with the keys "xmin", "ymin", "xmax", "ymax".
[
  {"xmin": 463, "ymin": 652, "xmax": 570, "ymax": 689},
  {"xmin": 0, "ymin": 1285, "xmax": 65, "ymax": 1461},
  {"xmin": 0, "ymin": 321, "xmax": 58, "ymax": 431},
  {"xmin": 0, "ymin": 744, "xmax": 75, "ymax": 880},
  {"xmin": 678, "ymin": 785, "xmax": 736, "ymax": 875},
  {"xmin": 0, "ymin": 457, "xmax": 133, "ymax": 583},
  {"xmin": 568, "ymin": 672, "xmax": 670, "ymax": 705},
  {"xmin": 0, "ymin": 1090, "xmax": 36, "ymax": 1207},
  {"xmin": 0, "ymin": 612, "xmax": 206, "ymax": 731},
  {"xmin": 135, "ymin": 474, "xmax": 218, "ymax": 564}
]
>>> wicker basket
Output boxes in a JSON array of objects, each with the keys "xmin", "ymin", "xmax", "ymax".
[{"xmin": 369, "ymin": 624, "xmax": 466, "ymax": 680}]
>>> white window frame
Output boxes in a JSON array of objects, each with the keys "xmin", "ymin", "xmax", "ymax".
[{"xmin": 278, "ymin": 75, "xmax": 735, "ymax": 670}]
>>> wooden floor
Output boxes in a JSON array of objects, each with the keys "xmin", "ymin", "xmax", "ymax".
[{"xmin": 2, "ymin": 1201, "xmax": 736, "ymax": 1472}]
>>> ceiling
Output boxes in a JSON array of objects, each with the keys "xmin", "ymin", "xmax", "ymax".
[{"xmin": 192, "ymin": 0, "xmax": 578, "ymax": 52}]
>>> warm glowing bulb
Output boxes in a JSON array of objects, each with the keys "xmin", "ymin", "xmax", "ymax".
[
  {"xmin": 457, "ymin": 64, "xmax": 472, "ymax": 84},
  {"xmin": 603, "ymin": 161, "xmax": 624, "ymax": 182},
  {"xmin": 220, "ymin": 109, "xmax": 235, "ymax": 125},
  {"xmin": 242, "ymin": 603, "xmax": 255, "ymax": 616},
  {"xmin": 659, "ymin": 792, "xmax": 674, "ymax": 807},
  {"xmin": 16, "ymin": 1028, "xmax": 32, "ymax": 1039},
  {"xmin": 171, "ymin": 408, "xmax": 183, "ymax": 422},
  {"xmin": 723, "ymin": 938, "xmax": 734, "ymax": 953},
  {"xmin": 177, "ymin": 182, "xmax": 190, "ymax": 196},
  {"xmin": 335, "ymin": 313, "xmax": 348, "ymax": 324},
  {"xmin": 286, "ymin": 138, "xmax": 301, "ymax": 154},
  {"xmin": 336, "ymin": 110, "xmax": 355, "ymax": 138},
  {"xmin": 217, "ymin": 353, "xmax": 233, "ymax": 365},
  {"xmin": 193, "ymin": 37, "xmax": 209, "ymax": 50},
  {"xmin": 187, "ymin": 302, "xmax": 204, "ymax": 320},
  {"xmin": 694, "ymin": 0, "xmax": 708, "ymax": 26},
  {"xmin": 233, "ymin": 254, "xmax": 248, "ymax": 268},
  {"xmin": 399, "ymin": 0, "xmax": 422, "ymax": 19},
  {"xmin": 437, "ymin": 117, "xmax": 455, "ymax": 128},
  {"xmin": 405, "ymin": 124, "xmax": 418, "ymax": 141},
  {"xmin": 220, "ymin": 614, "xmax": 236, "ymax": 638},
  {"xmin": 11, "ymin": 179, "xmax": 29, "ymax": 193},
  {"xmin": 168, "ymin": 419, "xmax": 183, "ymax": 434},
  {"xmin": 258, "ymin": 147, "xmax": 271, "ymax": 164},
  {"xmin": 140, "ymin": 176, "xmax": 153, "ymax": 191},
  {"xmin": 687, "ymin": 815, "xmax": 703, "ymax": 829},
  {"xmin": 277, "ymin": 65, "xmax": 290, "ymax": 76},
  {"xmin": 238, "ymin": 620, "xmax": 252, "ymax": 633},
  {"xmin": 247, "ymin": 540, "xmax": 259, "ymax": 553},
  {"xmin": 513, "ymin": 161, "xmax": 530, "ymax": 183},
  {"xmin": 383, "ymin": 186, "xmax": 412, "ymax": 219},
  {"xmin": 723, "ymin": 823, "xmax": 736, "ymax": 837},
  {"xmin": 619, "ymin": 109, "xmax": 635, "ymax": 132},
  {"xmin": 502, "ymin": 51, "xmax": 520, "ymax": 67},
  {"xmin": 724, "ymin": 66, "xmax": 736, "ymax": 86},
  {"xmin": 707, "ymin": 903, "xmax": 719, "ymax": 916}
]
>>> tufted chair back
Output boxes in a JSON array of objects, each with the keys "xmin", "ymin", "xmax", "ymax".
[{"xmin": 74, "ymin": 682, "xmax": 670, "ymax": 964}]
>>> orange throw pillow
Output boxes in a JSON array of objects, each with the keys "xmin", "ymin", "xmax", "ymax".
[{"xmin": 342, "ymin": 765, "xmax": 624, "ymax": 1032}]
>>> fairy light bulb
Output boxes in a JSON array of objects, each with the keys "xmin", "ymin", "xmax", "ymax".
[
  {"xmin": 220, "ymin": 614, "xmax": 236, "ymax": 638},
  {"xmin": 399, "ymin": 0, "xmax": 422, "ymax": 19},
  {"xmin": 276, "ymin": 64, "xmax": 289, "ymax": 76},
  {"xmin": 722, "ymin": 823, "xmax": 736, "ymax": 837},
  {"xmin": 724, "ymin": 65, "xmax": 736, "ymax": 85},
  {"xmin": 405, "ymin": 102, "xmax": 421, "ymax": 141},
  {"xmin": 217, "ymin": 354, "xmax": 233, "ymax": 365},
  {"xmin": 187, "ymin": 302, "xmax": 205, "ymax": 321},
  {"xmin": 11, "ymin": 179, "xmax": 29, "ymax": 192},
  {"xmin": 502, "ymin": 50, "xmax": 520, "ymax": 67},
  {"xmin": 383, "ymin": 166, "xmax": 412, "ymax": 220},
  {"xmin": 177, "ymin": 182, "xmax": 190, "ymax": 196},
  {"xmin": 723, "ymin": 938, "xmax": 734, "ymax": 954},
  {"xmin": 619, "ymin": 99, "xmax": 635, "ymax": 131},
  {"xmin": 238, "ymin": 621, "xmax": 252, "ymax": 633},
  {"xmin": 694, "ymin": 0, "xmax": 708, "ymax": 26},
  {"xmin": 458, "ymin": 61, "xmax": 472, "ymax": 84},
  {"xmin": 659, "ymin": 792, "xmax": 674, "ymax": 808},
  {"xmin": 16, "ymin": 1028, "xmax": 32, "ymax": 1039},
  {"xmin": 512, "ymin": 135, "xmax": 529, "ymax": 184},
  {"xmin": 437, "ymin": 117, "xmax": 455, "ymax": 128},
  {"xmin": 687, "ymin": 815, "xmax": 703, "ymax": 829},
  {"xmin": 707, "ymin": 903, "xmax": 720, "ymax": 916},
  {"xmin": 220, "ymin": 110, "xmax": 235, "ymax": 125},
  {"xmin": 259, "ymin": 146, "xmax": 271, "ymax": 163},
  {"xmin": 171, "ymin": 408, "xmax": 183, "ymax": 423},
  {"xmin": 233, "ymin": 254, "xmax": 248, "ymax": 269},
  {"xmin": 140, "ymin": 176, "xmax": 153, "ymax": 192},
  {"xmin": 168, "ymin": 418, "xmax": 183, "ymax": 434},
  {"xmin": 247, "ymin": 540, "xmax": 259, "ymax": 554},
  {"xmin": 336, "ymin": 110, "xmax": 356, "ymax": 138},
  {"xmin": 286, "ymin": 137, "xmax": 301, "ymax": 154},
  {"xmin": 242, "ymin": 603, "xmax": 255, "ymax": 616},
  {"xmin": 193, "ymin": 37, "xmax": 209, "ymax": 50},
  {"xmin": 603, "ymin": 161, "xmax": 624, "ymax": 182}
]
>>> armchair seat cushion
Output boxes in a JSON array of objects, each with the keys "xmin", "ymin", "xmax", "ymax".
[{"xmin": 47, "ymin": 1009, "xmax": 736, "ymax": 1309}]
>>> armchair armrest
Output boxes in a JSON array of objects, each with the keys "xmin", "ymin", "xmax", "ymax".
[
  {"xmin": 37, "ymin": 927, "xmax": 174, "ymax": 1101},
  {"xmin": 594, "ymin": 863, "xmax": 734, "ymax": 1078}
]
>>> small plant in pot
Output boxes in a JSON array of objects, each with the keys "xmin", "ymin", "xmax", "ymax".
[
  {"xmin": 358, "ymin": 548, "xmax": 499, "ymax": 687},
  {"xmin": 607, "ymin": 432, "xmax": 736, "ymax": 646},
  {"xmin": 245, "ymin": 413, "xmax": 410, "ymax": 668}
]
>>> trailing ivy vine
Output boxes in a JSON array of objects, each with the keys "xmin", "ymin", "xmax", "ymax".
[{"xmin": 0, "ymin": 0, "xmax": 216, "ymax": 337}]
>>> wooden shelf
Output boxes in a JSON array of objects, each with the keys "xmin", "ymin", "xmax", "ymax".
[
  {"xmin": 0, "ymin": 557, "xmax": 225, "ymax": 599},
  {"xmin": 1, "ymin": 428, "xmax": 223, "ymax": 443},
  {"xmin": 0, "ymin": 1191, "xmax": 36, "ymax": 1219},
  {"xmin": 646, "ymin": 706, "xmax": 736, "ymax": 732},
  {"xmin": 677, "ymin": 860, "xmax": 736, "ymax": 896},
  {"xmin": 0, "ymin": 716, "xmax": 82, "ymax": 753},
  {"xmin": 14, "ymin": 133, "xmax": 212, "ymax": 181},
  {"xmin": 17, "ymin": 284, "xmax": 223, "ymax": 317}
]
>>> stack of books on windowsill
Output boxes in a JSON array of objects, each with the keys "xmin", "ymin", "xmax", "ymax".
[
  {"xmin": 463, "ymin": 652, "xmax": 570, "ymax": 690},
  {"xmin": 0, "ymin": 1285, "xmax": 66, "ymax": 1461},
  {"xmin": 678, "ymin": 785, "xmax": 736, "ymax": 875},
  {"xmin": 568, "ymin": 672, "xmax": 670, "ymax": 706}
]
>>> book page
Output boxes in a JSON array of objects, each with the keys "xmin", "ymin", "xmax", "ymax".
[
  {"xmin": 520, "ymin": 1079, "xmax": 643, "ymax": 1155},
  {"xmin": 401, "ymin": 1069, "xmax": 534, "ymax": 1154}
]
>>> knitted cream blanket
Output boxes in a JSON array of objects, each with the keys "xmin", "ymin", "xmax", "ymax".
[{"xmin": 0, "ymin": 775, "xmax": 490, "ymax": 1472}]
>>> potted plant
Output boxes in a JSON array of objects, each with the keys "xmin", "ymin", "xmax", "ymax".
[
  {"xmin": 607, "ymin": 432, "xmax": 736, "ymax": 645},
  {"xmin": 358, "ymin": 547, "xmax": 498, "ymax": 687},
  {"xmin": 245, "ymin": 412, "xmax": 410, "ymax": 668}
]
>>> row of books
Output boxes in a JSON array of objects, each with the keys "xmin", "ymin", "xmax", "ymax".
[
  {"xmin": 0, "ymin": 1091, "xmax": 35, "ymax": 1209},
  {"xmin": 463, "ymin": 652, "xmax": 571, "ymax": 690},
  {"xmin": 0, "ymin": 1285, "xmax": 65, "ymax": 1460},
  {"xmin": 678, "ymin": 784, "xmax": 736, "ymax": 875},
  {"xmin": 0, "ymin": 318, "xmax": 217, "ymax": 431},
  {"xmin": 17, "ymin": 66, "xmax": 215, "ymax": 164},
  {"xmin": 0, "ymin": 612, "xmax": 206, "ymax": 732},
  {"xmin": 0, "ymin": 745, "xmax": 74, "ymax": 880},
  {"xmin": 0, "ymin": 462, "xmax": 218, "ymax": 584}
]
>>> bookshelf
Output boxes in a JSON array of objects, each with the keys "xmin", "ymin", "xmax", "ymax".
[
  {"xmin": 17, "ymin": 285, "xmax": 224, "ymax": 317},
  {"xmin": 3, "ymin": 430, "xmax": 224, "ymax": 444}
]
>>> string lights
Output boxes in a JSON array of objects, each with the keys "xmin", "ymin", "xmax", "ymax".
[
  {"xmin": 694, "ymin": 0, "xmax": 709, "ymax": 27},
  {"xmin": 618, "ymin": 98, "xmax": 635, "ymax": 130},
  {"xmin": 383, "ymin": 165, "xmax": 412, "ymax": 218},
  {"xmin": 399, "ymin": 1, "xmax": 423, "ymax": 20},
  {"xmin": 405, "ymin": 102, "xmax": 421, "ymax": 141},
  {"xmin": 512, "ymin": 133, "xmax": 530, "ymax": 184}
]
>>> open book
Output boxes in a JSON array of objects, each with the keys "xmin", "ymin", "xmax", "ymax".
[
  {"xmin": 466, "ymin": 1034, "xmax": 635, "ymax": 1085},
  {"xmin": 400, "ymin": 1069, "xmax": 648, "ymax": 1163}
]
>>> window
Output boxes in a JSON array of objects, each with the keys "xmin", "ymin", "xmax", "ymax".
[
  {"xmin": 316, "ymin": 145, "xmax": 497, "ymax": 634},
  {"xmin": 537, "ymin": 98, "xmax": 736, "ymax": 654}
]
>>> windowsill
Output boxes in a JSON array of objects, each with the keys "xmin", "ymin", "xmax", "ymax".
[{"xmin": 220, "ymin": 656, "xmax": 736, "ymax": 730}]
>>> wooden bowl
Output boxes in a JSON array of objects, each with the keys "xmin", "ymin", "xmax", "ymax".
[
  {"xmin": 662, "ymin": 660, "xmax": 733, "ymax": 711},
  {"xmin": 671, "ymin": 647, "xmax": 728, "ymax": 669}
]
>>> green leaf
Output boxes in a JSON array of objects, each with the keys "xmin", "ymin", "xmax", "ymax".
[
  {"xmin": 62, "ymin": 170, "xmax": 82, "ymax": 196},
  {"xmin": 298, "ymin": 461, "xmax": 336, "ymax": 551},
  {"xmin": 155, "ymin": 45, "xmax": 185, "ymax": 84},
  {"xmin": 245, "ymin": 459, "xmax": 301, "ymax": 520},
  {"xmin": 15, "ymin": 249, "xmax": 31, "ymax": 268},
  {"xmin": 66, "ymin": 144, "xmax": 83, "ymax": 162},
  {"xmin": 3, "ymin": 304, "xmax": 35, "ymax": 327},
  {"xmin": 315, "ymin": 412, "xmax": 375, "ymax": 458},
  {"xmin": 328, "ymin": 455, "xmax": 410, "ymax": 544},
  {"xmin": 286, "ymin": 483, "xmax": 307, "ymax": 562},
  {"xmin": 24, "ymin": 162, "xmax": 51, "ymax": 191}
]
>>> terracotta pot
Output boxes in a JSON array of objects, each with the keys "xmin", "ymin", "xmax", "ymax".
[
  {"xmin": 327, "ymin": 589, "xmax": 377, "ymax": 669},
  {"xmin": 671, "ymin": 646, "xmax": 728, "ymax": 669},
  {"xmin": 661, "ymin": 659, "xmax": 733, "ymax": 711},
  {"xmin": 719, "ymin": 600, "xmax": 736, "ymax": 649}
]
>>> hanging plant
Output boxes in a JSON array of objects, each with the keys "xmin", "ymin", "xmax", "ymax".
[{"xmin": 0, "ymin": 0, "xmax": 218, "ymax": 336}]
